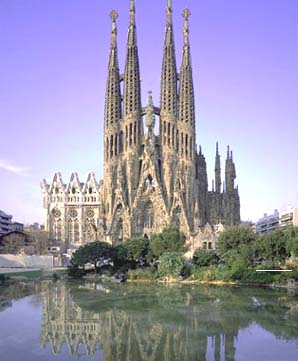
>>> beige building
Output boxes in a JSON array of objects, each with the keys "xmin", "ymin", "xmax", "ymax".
[
  {"xmin": 41, "ymin": 0, "xmax": 240, "ymax": 248},
  {"xmin": 279, "ymin": 208, "xmax": 298, "ymax": 228}
]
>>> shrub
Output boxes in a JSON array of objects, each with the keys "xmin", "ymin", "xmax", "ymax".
[
  {"xmin": 149, "ymin": 227, "xmax": 187, "ymax": 259},
  {"xmin": 218, "ymin": 225, "xmax": 256, "ymax": 253},
  {"xmin": 123, "ymin": 237, "xmax": 149, "ymax": 265},
  {"xmin": 127, "ymin": 268, "xmax": 157, "ymax": 281},
  {"xmin": 192, "ymin": 249, "xmax": 220, "ymax": 267},
  {"xmin": 158, "ymin": 252, "xmax": 187, "ymax": 279},
  {"xmin": 67, "ymin": 265, "xmax": 86, "ymax": 279}
]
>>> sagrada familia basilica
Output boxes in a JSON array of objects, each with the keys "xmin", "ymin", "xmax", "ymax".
[{"xmin": 41, "ymin": 0, "xmax": 240, "ymax": 248}]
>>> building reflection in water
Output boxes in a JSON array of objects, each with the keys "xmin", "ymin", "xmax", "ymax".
[{"xmin": 40, "ymin": 282, "xmax": 298, "ymax": 361}]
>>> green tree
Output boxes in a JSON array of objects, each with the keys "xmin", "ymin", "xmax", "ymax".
[
  {"xmin": 71, "ymin": 241, "xmax": 114, "ymax": 273},
  {"xmin": 192, "ymin": 249, "xmax": 220, "ymax": 267},
  {"xmin": 217, "ymin": 225, "xmax": 256, "ymax": 253},
  {"xmin": 123, "ymin": 237, "xmax": 149, "ymax": 265},
  {"xmin": 158, "ymin": 252, "xmax": 187, "ymax": 279},
  {"xmin": 284, "ymin": 226, "xmax": 298, "ymax": 257},
  {"xmin": 149, "ymin": 227, "xmax": 187, "ymax": 259},
  {"xmin": 256, "ymin": 228, "xmax": 290, "ymax": 263}
]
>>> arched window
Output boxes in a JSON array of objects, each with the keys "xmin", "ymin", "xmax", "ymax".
[
  {"xmin": 172, "ymin": 206, "xmax": 181, "ymax": 228},
  {"xmin": 144, "ymin": 202, "xmax": 154, "ymax": 228},
  {"xmin": 116, "ymin": 218, "xmax": 123, "ymax": 242}
]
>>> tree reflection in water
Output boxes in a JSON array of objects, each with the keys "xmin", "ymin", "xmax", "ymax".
[{"xmin": 40, "ymin": 282, "xmax": 298, "ymax": 361}]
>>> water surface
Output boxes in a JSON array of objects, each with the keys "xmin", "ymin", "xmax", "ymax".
[{"xmin": 0, "ymin": 281, "xmax": 297, "ymax": 361}]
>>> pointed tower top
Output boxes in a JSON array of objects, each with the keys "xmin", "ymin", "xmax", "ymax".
[
  {"xmin": 145, "ymin": 90, "xmax": 155, "ymax": 129},
  {"xmin": 130, "ymin": 0, "xmax": 135, "ymax": 26},
  {"xmin": 109, "ymin": 10, "xmax": 118, "ymax": 49},
  {"xmin": 227, "ymin": 145, "xmax": 230, "ymax": 159},
  {"xmin": 231, "ymin": 150, "xmax": 233, "ymax": 161},
  {"xmin": 199, "ymin": 145, "xmax": 202, "ymax": 155},
  {"xmin": 216, "ymin": 141, "xmax": 219, "ymax": 155},
  {"xmin": 167, "ymin": 0, "xmax": 173, "ymax": 24},
  {"xmin": 182, "ymin": 8, "xmax": 191, "ymax": 46}
]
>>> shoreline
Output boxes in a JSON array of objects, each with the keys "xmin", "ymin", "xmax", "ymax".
[{"xmin": 1, "ymin": 269, "xmax": 297, "ymax": 291}]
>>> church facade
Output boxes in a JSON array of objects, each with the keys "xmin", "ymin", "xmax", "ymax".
[{"xmin": 41, "ymin": 0, "xmax": 240, "ymax": 248}]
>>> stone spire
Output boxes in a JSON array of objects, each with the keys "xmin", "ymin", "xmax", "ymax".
[
  {"xmin": 225, "ymin": 146, "xmax": 236, "ymax": 194},
  {"xmin": 123, "ymin": 0, "xmax": 141, "ymax": 116},
  {"xmin": 160, "ymin": 0, "xmax": 178, "ymax": 117},
  {"xmin": 145, "ymin": 91, "xmax": 155, "ymax": 131},
  {"xmin": 104, "ymin": 10, "xmax": 122, "ymax": 129},
  {"xmin": 178, "ymin": 8, "xmax": 195, "ymax": 162},
  {"xmin": 215, "ymin": 142, "xmax": 221, "ymax": 193},
  {"xmin": 179, "ymin": 9, "xmax": 195, "ymax": 126}
]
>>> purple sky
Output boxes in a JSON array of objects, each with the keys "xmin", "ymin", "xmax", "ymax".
[{"xmin": 0, "ymin": 0, "xmax": 298, "ymax": 225}]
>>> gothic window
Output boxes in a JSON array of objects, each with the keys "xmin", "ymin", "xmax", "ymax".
[
  {"xmin": 119, "ymin": 131, "xmax": 123, "ymax": 153},
  {"xmin": 106, "ymin": 137, "xmax": 109, "ymax": 160},
  {"xmin": 89, "ymin": 187, "xmax": 93, "ymax": 194},
  {"xmin": 53, "ymin": 219, "xmax": 62, "ymax": 240},
  {"xmin": 68, "ymin": 219, "xmax": 73, "ymax": 243},
  {"xmin": 172, "ymin": 206, "xmax": 181, "ymax": 228},
  {"xmin": 129, "ymin": 123, "xmax": 132, "ymax": 146},
  {"xmin": 190, "ymin": 136, "xmax": 193, "ymax": 158},
  {"xmin": 167, "ymin": 123, "xmax": 170, "ymax": 146},
  {"xmin": 125, "ymin": 126, "xmax": 128, "ymax": 150},
  {"xmin": 55, "ymin": 187, "xmax": 59, "ymax": 194},
  {"xmin": 181, "ymin": 132, "xmax": 184, "ymax": 156},
  {"xmin": 172, "ymin": 125, "xmax": 175, "ymax": 148},
  {"xmin": 116, "ymin": 203, "xmax": 122, "ymax": 214},
  {"xmin": 86, "ymin": 209, "xmax": 94, "ymax": 218},
  {"xmin": 74, "ymin": 220, "xmax": 79, "ymax": 243},
  {"xmin": 176, "ymin": 130, "xmax": 179, "ymax": 152},
  {"xmin": 110, "ymin": 135, "xmax": 114, "ymax": 158},
  {"xmin": 116, "ymin": 218, "xmax": 123, "ymax": 242},
  {"xmin": 70, "ymin": 209, "xmax": 78, "ymax": 218},
  {"xmin": 133, "ymin": 122, "xmax": 136, "ymax": 145},
  {"xmin": 52, "ymin": 208, "xmax": 61, "ymax": 219},
  {"xmin": 144, "ymin": 202, "xmax": 154, "ymax": 228},
  {"xmin": 185, "ymin": 134, "xmax": 188, "ymax": 157},
  {"xmin": 72, "ymin": 187, "xmax": 76, "ymax": 194},
  {"xmin": 144, "ymin": 175, "xmax": 154, "ymax": 190},
  {"xmin": 114, "ymin": 134, "xmax": 118, "ymax": 156}
]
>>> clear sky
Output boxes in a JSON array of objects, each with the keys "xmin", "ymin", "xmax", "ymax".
[{"xmin": 0, "ymin": 0, "xmax": 298, "ymax": 225}]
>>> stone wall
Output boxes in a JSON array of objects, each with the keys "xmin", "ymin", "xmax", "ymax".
[{"xmin": 0, "ymin": 254, "xmax": 53, "ymax": 269}]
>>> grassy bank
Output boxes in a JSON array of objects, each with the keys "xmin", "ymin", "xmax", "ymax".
[
  {"xmin": 127, "ymin": 265, "xmax": 298, "ymax": 287},
  {"xmin": 0, "ymin": 268, "xmax": 68, "ymax": 281}
]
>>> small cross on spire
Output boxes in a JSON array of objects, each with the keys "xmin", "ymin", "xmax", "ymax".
[
  {"xmin": 182, "ymin": 8, "xmax": 191, "ymax": 20},
  {"xmin": 182, "ymin": 8, "xmax": 191, "ymax": 46},
  {"xmin": 130, "ymin": 0, "xmax": 135, "ymax": 26},
  {"xmin": 109, "ymin": 10, "xmax": 118, "ymax": 48},
  {"xmin": 110, "ymin": 9, "xmax": 118, "ymax": 21}
]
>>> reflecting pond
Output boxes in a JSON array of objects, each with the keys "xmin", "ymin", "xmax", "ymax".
[{"xmin": 0, "ymin": 281, "xmax": 298, "ymax": 360}]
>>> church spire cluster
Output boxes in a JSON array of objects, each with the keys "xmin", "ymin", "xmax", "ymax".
[{"xmin": 41, "ymin": 0, "xmax": 240, "ymax": 247}]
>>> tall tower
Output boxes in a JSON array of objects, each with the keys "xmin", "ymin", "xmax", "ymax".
[
  {"xmin": 225, "ymin": 146, "xmax": 235, "ymax": 194},
  {"xmin": 160, "ymin": 0, "xmax": 179, "ymax": 207},
  {"xmin": 122, "ymin": 0, "xmax": 143, "ymax": 206},
  {"xmin": 178, "ymin": 9, "xmax": 197, "ymax": 226},
  {"xmin": 103, "ymin": 10, "xmax": 122, "ymax": 219},
  {"xmin": 215, "ymin": 142, "xmax": 221, "ymax": 193},
  {"xmin": 197, "ymin": 146, "xmax": 208, "ymax": 226},
  {"xmin": 223, "ymin": 146, "xmax": 240, "ymax": 225}
]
